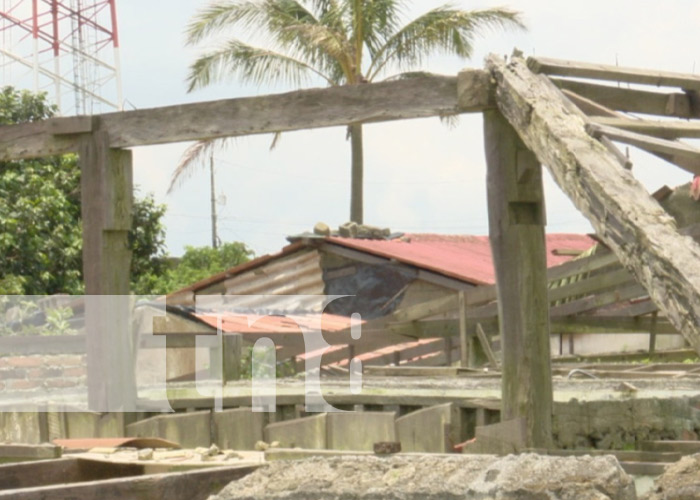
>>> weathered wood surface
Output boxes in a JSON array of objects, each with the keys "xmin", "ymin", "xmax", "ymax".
[
  {"xmin": 79, "ymin": 127, "xmax": 135, "ymax": 411},
  {"xmin": 0, "ymin": 463, "xmax": 259, "ymax": 500},
  {"xmin": 484, "ymin": 109, "xmax": 552, "ymax": 448},
  {"xmin": 487, "ymin": 54, "xmax": 700, "ymax": 354},
  {"xmin": 0, "ymin": 72, "xmax": 491, "ymax": 161},
  {"xmin": 529, "ymin": 56, "xmax": 700, "ymax": 90},
  {"xmin": 592, "ymin": 116, "xmax": 700, "ymax": 139},
  {"xmin": 552, "ymin": 78, "xmax": 700, "ymax": 119},
  {"xmin": 561, "ymin": 89, "xmax": 623, "ymax": 118},
  {"xmin": 587, "ymin": 122, "xmax": 700, "ymax": 175}
]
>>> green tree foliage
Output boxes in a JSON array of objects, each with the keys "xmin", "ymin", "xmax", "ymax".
[
  {"xmin": 176, "ymin": 0, "xmax": 525, "ymax": 222},
  {"xmin": 0, "ymin": 87, "xmax": 168, "ymax": 295},
  {"xmin": 135, "ymin": 242, "xmax": 253, "ymax": 296}
]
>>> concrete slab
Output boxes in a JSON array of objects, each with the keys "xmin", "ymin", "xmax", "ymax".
[
  {"xmin": 264, "ymin": 414, "xmax": 327, "ymax": 449},
  {"xmin": 396, "ymin": 403, "xmax": 461, "ymax": 453},
  {"xmin": 213, "ymin": 408, "xmax": 265, "ymax": 450},
  {"xmin": 126, "ymin": 411, "xmax": 211, "ymax": 448},
  {"xmin": 327, "ymin": 412, "xmax": 396, "ymax": 451}
]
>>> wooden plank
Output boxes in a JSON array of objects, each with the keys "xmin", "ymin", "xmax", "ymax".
[
  {"xmin": 561, "ymin": 89, "xmax": 623, "ymax": 118},
  {"xmin": 0, "ymin": 72, "xmax": 491, "ymax": 161},
  {"xmin": 0, "ymin": 463, "xmax": 259, "ymax": 500},
  {"xmin": 549, "ymin": 282, "xmax": 646, "ymax": 317},
  {"xmin": 458, "ymin": 291, "xmax": 469, "ymax": 367},
  {"xmin": 529, "ymin": 56, "xmax": 700, "ymax": 90},
  {"xmin": 487, "ymin": 55, "xmax": 700, "ymax": 355},
  {"xmin": 550, "ymin": 316, "xmax": 678, "ymax": 334},
  {"xmin": 587, "ymin": 122, "xmax": 700, "ymax": 176},
  {"xmin": 592, "ymin": 116, "xmax": 700, "ymax": 139},
  {"xmin": 475, "ymin": 323, "xmax": 499, "ymax": 369},
  {"xmin": 222, "ymin": 333, "xmax": 242, "ymax": 382},
  {"xmin": 552, "ymin": 78, "xmax": 699, "ymax": 118},
  {"xmin": 484, "ymin": 109, "xmax": 552, "ymax": 448},
  {"xmin": 0, "ymin": 335, "xmax": 85, "ymax": 355},
  {"xmin": 79, "ymin": 128, "xmax": 135, "ymax": 412}
]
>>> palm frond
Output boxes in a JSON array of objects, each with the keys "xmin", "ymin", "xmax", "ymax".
[
  {"xmin": 368, "ymin": 6, "xmax": 525, "ymax": 80},
  {"xmin": 168, "ymin": 138, "xmax": 232, "ymax": 194},
  {"xmin": 186, "ymin": 40, "xmax": 334, "ymax": 91},
  {"xmin": 185, "ymin": 1, "xmax": 265, "ymax": 45}
]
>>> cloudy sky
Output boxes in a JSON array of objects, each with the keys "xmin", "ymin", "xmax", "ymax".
[{"xmin": 110, "ymin": 0, "xmax": 700, "ymax": 257}]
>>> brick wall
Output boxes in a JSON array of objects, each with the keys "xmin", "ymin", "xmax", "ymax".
[{"xmin": 0, "ymin": 354, "xmax": 87, "ymax": 392}]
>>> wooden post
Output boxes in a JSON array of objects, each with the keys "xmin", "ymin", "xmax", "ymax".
[
  {"xmin": 222, "ymin": 333, "xmax": 243, "ymax": 382},
  {"xmin": 458, "ymin": 291, "xmax": 469, "ymax": 367},
  {"xmin": 79, "ymin": 123, "xmax": 135, "ymax": 411},
  {"xmin": 484, "ymin": 109, "xmax": 553, "ymax": 448},
  {"xmin": 649, "ymin": 312, "xmax": 659, "ymax": 354},
  {"xmin": 443, "ymin": 337, "xmax": 453, "ymax": 365}
]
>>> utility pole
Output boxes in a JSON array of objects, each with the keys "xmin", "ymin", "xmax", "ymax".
[{"xmin": 210, "ymin": 153, "xmax": 219, "ymax": 249}]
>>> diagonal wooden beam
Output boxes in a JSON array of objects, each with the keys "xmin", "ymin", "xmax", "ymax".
[
  {"xmin": 529, "ymin": 56, "xmax": 700, "ymax": 90},
  {"xmin": 0, "ymin": 71, "xmax": 492, "ymax": 161},
  {"xmin": 486, "ymin": 54, "xmax": 700, "ymax": 355},
  {"xmin": 592, "ymin": 116, "xmax": 700, "ymax": 139}
]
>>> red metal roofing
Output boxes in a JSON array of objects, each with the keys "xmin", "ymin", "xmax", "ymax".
[
  {"xmin": 325, "ymin": 233, "xmax": 596, "ymax": 285},
  {"xmin": 193, "ymin": 312, "xmax": 359, "ymax": 334}
]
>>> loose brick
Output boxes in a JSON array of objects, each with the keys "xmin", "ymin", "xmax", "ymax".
[
  {"xmin": 0, "ymin": 368, "xmax": 26, "ymax": 380},
  {"xmin": 52, "ymin": 355, "xmax": 85, "ymax": 367},
  {"xmin": 8, "ymin": 356, "xmax": 43, "ymax": 368},
  {"xmin": 9, "ymin": 379, "xmax": 41, "ymax": 390},
  {"xmin": 44, "ymin": 379, "xmax": 78, "ymax": 389},
  {"xmin": 62, "ymin": 367, "xmax": 86, "ymax": 378}
]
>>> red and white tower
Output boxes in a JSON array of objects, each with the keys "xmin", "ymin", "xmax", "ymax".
[{"xmin": 0, "ymin": 0, "xmax": 122, "ymax": 115}]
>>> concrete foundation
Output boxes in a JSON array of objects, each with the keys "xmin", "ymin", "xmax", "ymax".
[
  {"xmin": 126, "ymin": 411, "xmax": 211, "ymax": 448},
  {"xmin": 396, "ymin": 403, "xmax": 462, "ymax": 453},
  {"xmin": 213, "ymin": 408, "xmax": 265, "ymax": 450}
]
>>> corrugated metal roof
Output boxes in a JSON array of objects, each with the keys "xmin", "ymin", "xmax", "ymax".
[
  {"xmin": 169, "ymin": 233, "xmax": 595, "ymax": 297},
  {"xmin": 325, "ymin": 233, "xmax": 596, "ymax": 285},
  {"xmin": 193, "ymin": 312, "xmax": 357, "ymax": 334}
]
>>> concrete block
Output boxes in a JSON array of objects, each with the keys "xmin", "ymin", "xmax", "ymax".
[
  {"xmin": 396, "ymin": 403, "xmax": 461, "ymax": 453},
  {"xmin": 463, "ymin": 417, "xmax": 526, "ymax": 455},
  {"xmin": 264, "ymin": 413, "xmax": 327, "ymax": 449},
  {"xmin": 127, "ymin": 411, "xmax": 211, "ymax": 448},
  {"xmin": 213, "ymin": 407, "xmax": 265, "ymax": 450},
  {"xmin": 65, "ymin": 412, "xmax": 124, "ymax": 439},
  {"xmin": 327, "ymin": 412, "xmax": 396, "ymax": 451},
  {"xmin": 0, "ymin": 410, "xmax": 44, "ymax": 444}
]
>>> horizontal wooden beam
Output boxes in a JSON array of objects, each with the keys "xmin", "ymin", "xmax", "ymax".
[
  {"xmin": 552, "ymin": 78, "xmax": 700, "ymax": 119},
  {"xmin": 0, "ymin": 71, "xmax": 492, "ymax": 161},
  {"xmin": 530, "ymin": 56, "xmax": 700, "ymax": 90},
  {"xmin": 489, "ymin": 54, "xmax": 700, "ymax": 354},
  {"xmin": 587, "ymin": 122, "xmax": 700, "ymax": 175},
  {"xmin": 592, "ymin": 116, "xmax": 700, "ymax": 139}
]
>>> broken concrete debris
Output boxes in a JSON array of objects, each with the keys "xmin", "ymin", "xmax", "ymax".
[{"xmin": 210, "ymin": 454, "xmax": 636, "ymax": 500}]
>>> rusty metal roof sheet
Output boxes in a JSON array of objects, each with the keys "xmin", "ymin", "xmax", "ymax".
[{"xmin": 325, "ymin": 233, "xmax": 596, "ymax": 285}]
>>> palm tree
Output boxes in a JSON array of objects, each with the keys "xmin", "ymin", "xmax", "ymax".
[{"xmin": 172, "ymin": 0, "xmax": 524, "ymax": 224}]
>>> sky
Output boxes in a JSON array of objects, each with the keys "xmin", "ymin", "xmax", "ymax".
[{"xmin": 78, "ymin": 1, "xmax": 700, "ymax": 256}]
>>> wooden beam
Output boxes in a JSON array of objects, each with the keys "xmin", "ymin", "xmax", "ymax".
[
  {"xmin": 484, "ymin": 108, "xmax": 552, "ymax": 448},
  {"xmin": 552, "ymin": 78, "xmax": 700, "ymax": 119},
  {"xmin": 0, "ymin": 72, "xmax": 492, "ymax": 161},
  {"xmin": 529, "ymin": 56, "xmax": 700, "ymax": 90},
  {"xmin": 79, "ymin": 125, "xmax": 135, "ymax": 411},
  {"xmin": 560, "ymin": 89, "xmax": 623, "ymax": 118},
  {"xmin": 475, "ymin": 323, "xmax": 499, "ymax": 369},
  {"xmin": 592, "ymin": 116, "xmax": 700, "ymax": 139},
  {"xmin": 587, "ymin": 122, "xmax": 700, "ymax": 175},
  {"xmin": 458, "ymin": 291, "xmax": 469, "ymax": 367},
  {"xmin": 487, "ymin": 54, "xmax": 700, "ymax": 354}
]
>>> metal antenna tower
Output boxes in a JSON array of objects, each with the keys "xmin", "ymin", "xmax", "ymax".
[{"xmin": 0, "ymin": 0, "xmax": 122, "ymax": 115}]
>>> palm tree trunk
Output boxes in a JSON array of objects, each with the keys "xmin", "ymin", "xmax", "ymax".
[{"xmin": 350, "ymin": 123, "xmax": 364, "ymax": 224}]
